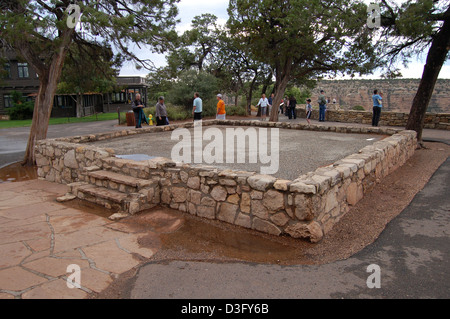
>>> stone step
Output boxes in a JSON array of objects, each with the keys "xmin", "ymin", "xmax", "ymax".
[
  {"xmin": 74, "ymin": 184, "xmax": 155, "ymax": 215},
  {"xmin": 77, "ymin": 184, "xmax": 129, "ymax": 204},
  {"xmin": 86, "ymin": 170, "xmax": 155, "ymax": 192}
]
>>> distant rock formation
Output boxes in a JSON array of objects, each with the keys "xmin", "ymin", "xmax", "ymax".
[{"xmin": 312, "ymin": 79, "xmax": 450, "ymax": 113}]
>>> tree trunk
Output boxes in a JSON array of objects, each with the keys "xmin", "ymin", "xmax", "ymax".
[
  {"xmin": 405, "ymin": 12, "xmax": 450, "ymax": 142},
  {"xmin": 76, "ymin": 93, "xmax": 84, "ymax": 118},
  {"xmin": 269, "ymin": 60, "xmax": 292, "ymax": 122},
  {"xmin": 22, "ymin": 43, "xmax": 71, "ymax": 166}
]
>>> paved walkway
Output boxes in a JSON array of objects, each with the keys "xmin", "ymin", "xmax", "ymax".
[
  {"xmin": 124, "ymin": 157, "xmax": 450, "ymax": 299},
  {"xmin": 0, "ymin": 180, "xmax": 167, "ymax": 299},
  {"xmin": 0, "ymin": 120, "xmax": 124, "ymax": 167}
]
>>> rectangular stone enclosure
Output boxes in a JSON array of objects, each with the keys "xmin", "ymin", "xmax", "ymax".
[{"xmin": 35, "ymin": 119, "xmax": 417, "ymax": 242}]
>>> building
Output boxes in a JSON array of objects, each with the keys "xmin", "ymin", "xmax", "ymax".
[{"xmin": 0, "ymin": 52, "xmax": 149, "ymax": 118}]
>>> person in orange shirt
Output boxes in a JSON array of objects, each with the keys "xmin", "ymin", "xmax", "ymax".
[{"xmin": 216, "ymin": 94, "xmax": 226, "ymax": 120}]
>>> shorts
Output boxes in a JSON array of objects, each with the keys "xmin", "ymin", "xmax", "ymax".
[
  {"xmin": 194, "ymin": 112, "xmax": 202, "ymax": 121},
  {"xmin": 216, "ymin": 114, "xmax": 226, "ymax": 120},
  {"xmin": 261, "ymin": 107, "xmax": 267, "ymax": 116},
  {"xmin": 306, "ymin": 110, "xmax": 312, "ymax": 119}
]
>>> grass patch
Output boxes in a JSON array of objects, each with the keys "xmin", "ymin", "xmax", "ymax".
[{"xmin": 0, "ymin": 112, "xmax": 120, "ymax": 129}]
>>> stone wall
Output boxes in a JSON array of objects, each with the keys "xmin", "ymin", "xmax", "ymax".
[
  {"xmin": 296, "ymin": 108, "xmax": 450, "ymax": 130},
  {"xmin": 35, "ymin": 120, "xmax": 417, "ymax": 242},
  {"xmin": 313, "ymin": 79, "xmax": 450, "ymax": 113}
]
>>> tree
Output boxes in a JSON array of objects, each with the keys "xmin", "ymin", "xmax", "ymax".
[
  {"xmin": 378, "ymin": 0, "xmax": 450, "ymax": 143},
  {"xmin": 57, "ymin": 42, "xmax": 121, "ymax": 117},
  {"xmin": 0, "ymin": 0, "xmax": 179, "ymax": 165},
  {"xmin": 227, "ymin": 0, "xmax": 380, "ymax": 122}
]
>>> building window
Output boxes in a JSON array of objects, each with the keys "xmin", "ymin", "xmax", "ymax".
[
  {"xmin": 4, "ymin": 63, "xmax": 11, "ymax": 78},
  {"xmin": 18, "ymin": 63, "xmax": 29, "ymax": 78},
  {"xmin": 3, "ymin": 95, "xmax": 12, "ymax": 108}
]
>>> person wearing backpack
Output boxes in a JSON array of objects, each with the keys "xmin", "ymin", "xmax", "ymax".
[{"xmin": 372, "ymin": 90, "xmax": 383, "ymax": 127}]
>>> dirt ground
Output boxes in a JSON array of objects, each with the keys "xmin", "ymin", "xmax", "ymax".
[{"xmin": 96, "ymin": 142, "xmax": 449, "ymax": 298}]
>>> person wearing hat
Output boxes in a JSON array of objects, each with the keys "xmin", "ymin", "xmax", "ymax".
[
  {"xmin": 318, "ymin": 89, "xmax": 327, "ymax": 122},
  {"xmin": 306, "ymin": 98, "xmax": 313, "ymax": 125},
  {"xmin": 155, "ymin": 96, "xmax": 168, "ymax": 126},
  {"xmin": 216, "ymin": 94, "xmax": 226, "ymax": 120}
]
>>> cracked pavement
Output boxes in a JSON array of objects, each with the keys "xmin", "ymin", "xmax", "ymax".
[{"xmin": 0, "ymin": 179, "xmax": 164, "ymax": 299}]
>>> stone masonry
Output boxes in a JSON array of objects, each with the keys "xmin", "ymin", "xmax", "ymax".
[{"xmin": 35, "ymin": 120, "xmax": 417, "ymax": 243}]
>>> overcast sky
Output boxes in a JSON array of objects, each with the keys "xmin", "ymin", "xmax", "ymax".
[{"xmin": 119, "ymin": 0, "xmax": 450, "ymax": 80}]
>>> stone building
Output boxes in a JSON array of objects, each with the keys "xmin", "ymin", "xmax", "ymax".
[{"xmin": 312, "ymin": 79, "xmax": 450, "ymax": 113}]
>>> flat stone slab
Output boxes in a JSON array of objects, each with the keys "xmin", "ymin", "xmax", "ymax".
[{"xmin": 88, "ymin": 170, "xmax": 154, "ymax": 188}]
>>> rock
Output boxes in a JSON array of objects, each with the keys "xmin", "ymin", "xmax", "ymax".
[
  {"xmin": 252, "ymin": 217, "xmax": 282, "ymax": 236},
  {"xmin": 251, "ymin": 200, "xmax": 268, "ymax": 220},
  {"xmin": 270, "ymin": 212, "xmax": 290, "ymax": 227},
  {"xmin": 187, "ymin": 176, "xmax": 200, "ymax": 190},
  {"xmin": 284, "ymin": 221, "xmax": 323, "ymax": 243},
  {"xmin": 234, "ymin": 213, "xmax": 251, "ymax": 228},
  {"xmin": 346, "ymin": 182, "xmax": 363, "ymax": 206},
  {"xmin": 56, "ymin": 193, "xmax": 77, "ymax": 202},
  {"xmin": 63, "ymin": 150, "xmax": 78, "ymax": 169},
  {"xmin": 240, "ymin": 193, "xmax": 251, "ymax": 213},
  {"xmin": 200, "ymin": 197, "xmax": 216, "ymax": 207},
  {"xmin": 247, "ymin": 175, "xmax": 276, "ymax": 191},
  {"xmin": 227, "ymin": 194, "xmax": 240, "ymax": 205},
  {"xmin": 289, "ymin": 182, "xmax": 316, "ymax": 194},
  {"xmin": 172, "ymin": 187, "xmax": 187, "ymax": 203},
  {"xmin": 273, "ymin": 180, "xmax": 291, "ymax": 191},
  {"xmin": 196, "ymin": 206, "xmax": 215, "ymax": 219},
  {"xmin": 210, "ymin": 185, "xmax": 227, "ymax": 202},
  {"xmin": 108, "ymin": 212, "xmax": 129, "ymax": 221},
  {"xmin": 217, "ymin": 203, "xmax": 238, "ymax": 224},
  {"xmin": 189, "ymin": 190, "xmax": 202, "ymax": 205},
  {"xmin": 262, "ymin": 189, "xmax": 285, "ymax": 211}
]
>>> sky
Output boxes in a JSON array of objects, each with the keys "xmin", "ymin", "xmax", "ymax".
[{"xmin": 119, "ymin": 0, "xmax": 450, "ymax": 80}]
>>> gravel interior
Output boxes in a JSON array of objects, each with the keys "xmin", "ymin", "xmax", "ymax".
[{"xmin": 90, "ymin": 126, "xmax": 385, "ymax": 180}]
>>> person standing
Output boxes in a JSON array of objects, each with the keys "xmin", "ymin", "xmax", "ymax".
[
  {"xmin": 155, "ymin": 96, "xmax": 168, "ymax": 126},
  {"xmin": 192, "ymin": 92, "xmax": 203, "ymax": 121},
  {"xmin": 305, "ymin": 98, "xmax": 313, "ymax": 125},
  {"xmin": 132, "ymin": 93, "xmax": 148, "ymax": 129},
  {"xmin": 372, "ymin": 90, "xmax": 383, "ymax": 127},
  {"xmin": 284, "ymin": 96, "xmax": 289, "ymax": 116},
  {"xmin": 257, "ymin": 93, "xmax": 270, "ymax": 121},
  {"xmin": 288, "ymin": 95, "xmax": 297, "ymax": 119},
  {"xmin": 318, "ymin": 90, "xmax": 327, "ymax": 122},
  {"xmin": 216, "ymin": 94, "xmax": 226, "ymax": 120}
]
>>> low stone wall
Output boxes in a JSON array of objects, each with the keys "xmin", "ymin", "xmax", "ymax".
[
  {"xmin": 296, "ymin": 108, "xmax": 450, "ymax": 130},
  {"xmin": 35, "ymin": 120, "xmax": 417, "ymax": 242}
]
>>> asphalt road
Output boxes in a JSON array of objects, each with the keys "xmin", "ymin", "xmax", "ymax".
[
  {"xmin": 0, "ymin": 120, "xmax": 123, "ymax": 167},
  {"xmin": 126, "ymin": 158, "xmax": 450, "ymax": 299}
]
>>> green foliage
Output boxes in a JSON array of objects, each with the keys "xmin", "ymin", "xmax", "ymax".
[
  {"xmin": 353, "ymin": 105, "xmax": 366, "ymax": 111},
  {"xmin": 285, "ymin": 87, "xmax": 311, "ymax": 102},
  {"xmin": 226, "ymin": 105, "xmax": 248, "ymax": 117},
  {"xmin": 7, "ymin": 91, "xmax": 34, "ymax": 120},
  {"xmin": 166, "ymin": 70, "xmax": 219, "ymax": 112}
]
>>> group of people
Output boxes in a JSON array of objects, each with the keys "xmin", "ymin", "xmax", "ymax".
[
  {"xmin": 132, "ymin": 92, "xmax": 227, "ymax": 128},
  {"xmin": 132, "ymin": 88, "xmax": 384, "ymax": 128}
]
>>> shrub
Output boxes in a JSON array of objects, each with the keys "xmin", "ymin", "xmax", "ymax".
[
  {"xmin": 7, "ymin": 91, "xmax": 34, "ymax": 120},
  {"xmin": 353, "ymin": 105, "xmax": 366, "ymax": 111}
]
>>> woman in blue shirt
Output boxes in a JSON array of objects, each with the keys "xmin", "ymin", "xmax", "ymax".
[{"xmin": 372, "ymin": 90, "xmax": 383, "ymax": 127}]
